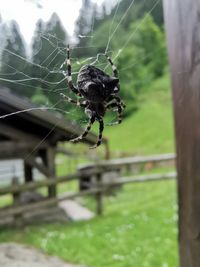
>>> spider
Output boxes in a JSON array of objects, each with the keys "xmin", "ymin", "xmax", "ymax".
[{"xmin": 60, "ymin": 45, "xmax": 125, "ymax": 148}]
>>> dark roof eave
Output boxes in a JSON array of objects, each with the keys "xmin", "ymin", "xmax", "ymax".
[{"xmin": 0, "ymin": 88, "xmax": 107, "ymax": 145}]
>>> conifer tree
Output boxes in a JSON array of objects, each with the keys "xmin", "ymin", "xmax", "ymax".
[
  {"xmin": 0, "ymin": 20, "xmax": 28, "ymax": 96},
  {"xmin": 31, "ymin": 13, "xmax": 69, "ymax": 106}
]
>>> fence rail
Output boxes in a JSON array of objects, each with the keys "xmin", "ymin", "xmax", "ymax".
[
  {"xmin": 0, "ymin": 153, "xmax": 176, "ymax": 224},
  {"xmin": 78, "ymin": 153, "xmax": 176, "ymax": 175}
]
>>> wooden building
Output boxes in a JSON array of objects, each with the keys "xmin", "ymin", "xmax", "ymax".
[{"xmin": 0, "ymin": 88, "xmax": 108, "ymax": 198}]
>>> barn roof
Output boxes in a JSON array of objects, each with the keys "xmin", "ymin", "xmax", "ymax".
[{"xmin": 0, "ymin": 88, "xmax": 107, "ymax": 146}]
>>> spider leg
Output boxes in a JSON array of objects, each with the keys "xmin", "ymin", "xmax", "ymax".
[
  {"xmin": 107, "ymin": 95, "xmax": 126, "ymax": 109},
  {"xmin": 106, "ymin": 102, "xmax": 123, "ymax": 125},
  {"xmin": 90, "ymin": 117, "xmax": 104, "ymax": 149},
  {"xmin": 60, "ymin": 93, "xmax": 87, "ymax": 107},
  {"xmin": 70, "ymin": 116, "xmax": 95, "ymax": 143},
  {"xmin": 65, "ymin": 45, "xmax": 81, "ymax": 97},
  {"xmin": 105, "ymin": 54, "xmax": 118, "ymax": 78},
  {"xmin": 106, "ymin": 94, "xmax": 125, "ymax": 125}
]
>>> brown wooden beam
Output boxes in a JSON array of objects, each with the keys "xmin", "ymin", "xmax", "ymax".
[
  {"xmin": 0, "ymin": 173, "xmax": 78, "ymax": 196},
  {"xmin": 0, "ymin": 123, "xmax": 49, "ymax": 145},
  {"xmin": 42, "ymin": 147, "xmax": 56, "ymax": 198},
  {"xmin": 164, "ymin": 0, "xmax": 200, "ymax": 266},
  {"xmin": 24, "ymin": 162, "xmax": 33, "ymax": 183},
  {"xmin": 0, "ymin": 141, "xmax": 46, "ymax": 159}
]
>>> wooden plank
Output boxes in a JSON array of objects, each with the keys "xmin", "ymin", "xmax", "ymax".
[
  {"xmin": 0, "ymin": 171, "xmax": 176, "ymax": 218},
  {"xmin": 0, "ymin": 171, "xmax": 176, "ymax": 197},
  {"xmin": 0, "ymin": 123, "xmax": 48, "ymax": 145},
  {"xmin": 0, "ymin": 188, "xmax": 101, "ymax": 218},
  {"xmin": 0, "ymin": 141, "xmax": 47, "ymax": 159},
  {"xmin": 78, "ymin": 153, "xmax": 176, "ymax": 173},
  {"xmin": 164, "ymin": 0, "xmax": 200, "ymax": 266},
  {"xmin": 100, "ymin": 172, "xmax": 176, "ymax": 187},
  {"xmin": 80, "ymin": 153, "xmax": 175, "ymax": 168},
  {"xmin": 0, "ymin": 173, "xmax": 78, "ymax": 196}
]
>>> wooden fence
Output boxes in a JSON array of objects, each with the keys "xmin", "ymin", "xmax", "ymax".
[{"xmin": 0, "ymin": 153, "xmax": 176, "ymax": 225}]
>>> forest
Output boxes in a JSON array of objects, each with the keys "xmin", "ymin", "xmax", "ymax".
[{"xmin": 0, "ymin": 0, "xmax": 167, "ymax": 121}]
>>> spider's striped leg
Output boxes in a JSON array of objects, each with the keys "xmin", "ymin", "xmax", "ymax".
[
  {"xmin": 70, "ymin": 116, "xmax": 95, "ymax": 143},
  {"xmin": 60, "ymin": 93, "xmax": 86, "ymax": 107},
  {"xmin": 106, "ymin": 102, "xmax": 123, "ymax": 125},
  {"xmin": 105, "ymin": 54, "xmax": 118, "ymax": 78},
  {"xmin": 107, "ymin": 95, "xmax": 126, "ymax": 109},
  {"xmin": 90, "ymin": 118, "xmax": 104, "ymax": 149},
  {"xmin": 65, "ymin": 45, "xmax": 81, "ymax": 97}
]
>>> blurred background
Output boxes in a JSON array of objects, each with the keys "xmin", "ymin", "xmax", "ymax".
[{"xmin": 0, "ymin": 1, "xmax": 177, "ymax": 267}]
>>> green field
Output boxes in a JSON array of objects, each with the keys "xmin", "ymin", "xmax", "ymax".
[
  {"xmin": 0, "ymin": 181, "xmax": 178, "ymax": 267},
  {"xmin": 0, "ymin": 73, "xmax": 178, "ymax": 267},
  {"xmin": 56, "ymin": 72, "xmax": 174, "ymax": 158},
  {"xmin": 104, "ymin": 73, "xmax": 175, "ymax": 155}
]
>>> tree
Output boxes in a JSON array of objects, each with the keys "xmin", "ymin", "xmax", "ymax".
[
  {"xmin": 0, "ymin": 20, "xmax": 28, "ymax": 96},
  {"xmin": 32, "ymin": 14, "xmax": 68, "ymax": 68},
  {"xmin": 74, "ymin": 0, "xmax": 95, "ymax": 57},
  {"xmin": 114, "ymin": 14, "xmax": 166, "ymax": 116},
  {"xmin": 131, "ymin": 14, "xmax": 166, "ymax": 77},
  {"xmin": 110, "ymin": 0, "xmax": 164, "ymax": 29},
  {"xmin": 31, "ymin": 13, "xmax": 69, "ymax": 106}
]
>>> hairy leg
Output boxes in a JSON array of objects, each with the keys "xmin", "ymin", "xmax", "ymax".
[
  {"xmin": 60, "ymin": 93, "xmax": 87, "ymax": 107},
  {"xmin": 65, "ymin": 45, "xmax": 81, "ymax": 96},
  {"xmin": 107, "ymin": 95, "xmax": 125, "ymax": 109},
  {"xmin": 106, "ymin": 102, "xmax": 123, "ymax": 125},
  {"xmin": 105, "ymin": 55, "xmax": 118, "ymax": 78},
  {"xmin": 90, "ymin": 117, "xmax": 104, "ymax": 149},
  {"xmin": 70, "ymin": 116, "xmax": 95, "ymax": 143}
]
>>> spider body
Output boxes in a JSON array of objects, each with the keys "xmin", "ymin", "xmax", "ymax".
[
  {"xmin": 60, "ymin": 46, "xmax": 125, "ymax": 148},
  {"xmin": 77, "ymin": 65, "xmax": 119, "ymax": 103},
  {"xmin": 77, "ymin": 65, "xmax": 120, "ymax": 118}
]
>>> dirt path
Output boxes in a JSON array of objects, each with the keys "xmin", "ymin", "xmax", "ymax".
[{"xmin": 0, "ymin": 243, "xmax": 85, "ymax": 267}]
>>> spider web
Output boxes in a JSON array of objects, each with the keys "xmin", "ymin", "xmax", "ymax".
[{"xmin": 0, "ymin": 0, "xmax": 162, "ymax": 158}]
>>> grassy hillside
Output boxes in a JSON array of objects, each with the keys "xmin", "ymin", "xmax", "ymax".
[{"xmin": 104, "ymin": 73, "xmax": 175, "ymax": 155}]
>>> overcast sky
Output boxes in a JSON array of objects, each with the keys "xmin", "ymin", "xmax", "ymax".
[{"xmin": 0, "ymin": 0, "xmax": 108, "ymax": 44}]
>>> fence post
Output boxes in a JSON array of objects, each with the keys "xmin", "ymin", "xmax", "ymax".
[
  {"xmin": 95, "ymin": 173, "xmax": 103, "ymax": 215},
  {"xmin": 164, "ymin": 0, "xmax": 200, "ymax": 266},
  {"xmin": 11, "ymin": 177, "xmax": 23, "ymax": 227}
]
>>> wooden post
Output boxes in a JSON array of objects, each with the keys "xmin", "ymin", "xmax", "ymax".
[
  {"xmin": 164, "ymin": 1, "xmax": 200, "ymax": 266},
  {"xmin": 95, "ymin": 173, "xmax": 103, "ymax": 215},
  {"xmin": 12, "ymin": 177, "xmax": 23, "ymax": 227},
  {"xmin": 12, "ymin": 177, "xmax": 20, "ymax": 205},
  {"xmin": 43, "ymin": 147, "xmax": 56, "ymax": 198},
  {"xmin": 24, "ymin": 162, "xmax": 33, "ymax": 183}
]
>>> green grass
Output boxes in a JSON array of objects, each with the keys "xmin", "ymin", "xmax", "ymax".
[
  {"xmin": 104, "ymin": 73, "xmax": 175, "ymax": 155},
  {"xmin": 0, "ymin": 180, "xmax": 178, "ymax": 267}
]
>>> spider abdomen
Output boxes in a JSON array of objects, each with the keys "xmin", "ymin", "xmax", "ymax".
[{"xmin": 77, "ymin": 65, "xmax": 119, "ymax": 103}]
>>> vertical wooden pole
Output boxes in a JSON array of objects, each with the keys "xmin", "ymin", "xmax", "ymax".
[
  {"xmin": 24, "ymin": 162, "xmax": 33, "ymax": 183},
  {"xmin": 43, "ymin": 147, "xmax": 56, "ymax": 198},
  {"xmin": 12, "ymin": 177, "xmax": 23, "ymax": 227},
  {"xmin": 164, "ymin": 1, "xmax": 200, "ymax": 266},
  {"xmin": 12, "ymin": 176, "xmax": 20, "ymax": 205},
  {"xmin": 96, "ymin": 173, "xmax": 103, "ymax": 215}
]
